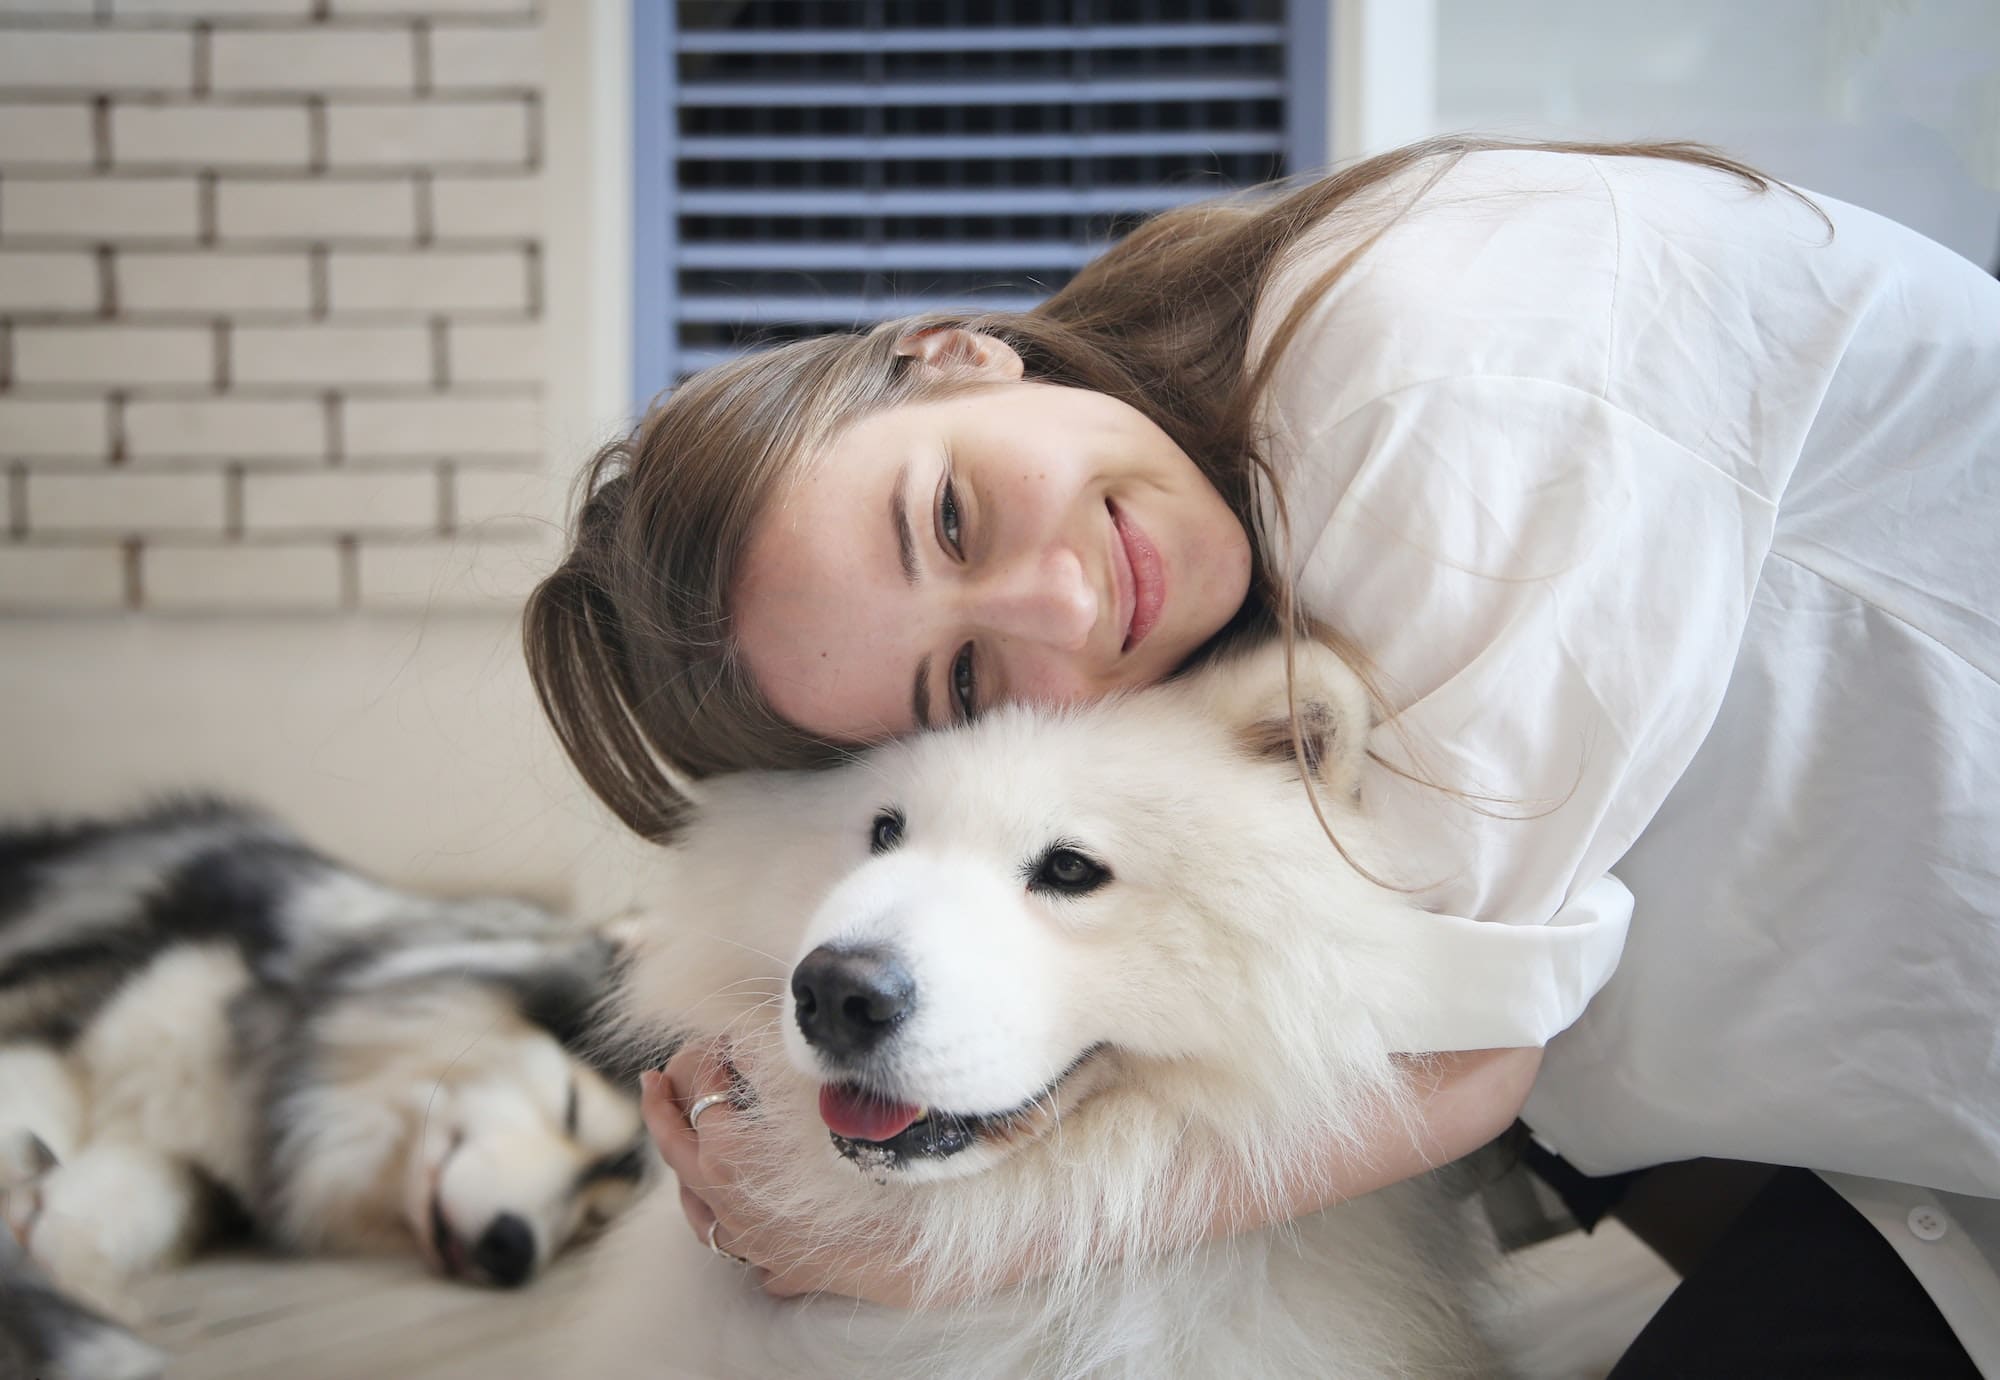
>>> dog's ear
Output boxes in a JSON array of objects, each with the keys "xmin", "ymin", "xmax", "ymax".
[{"xmin": 1220, "ymin": 638, "xmax": 1373, "ymax": 795}]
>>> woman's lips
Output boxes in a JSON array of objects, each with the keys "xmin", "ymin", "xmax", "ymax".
[{"xmin": 1109, "ymin": 502, "xmax": 1165, "ymax": 654}]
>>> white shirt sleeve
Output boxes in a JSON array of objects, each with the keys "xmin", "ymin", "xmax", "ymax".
[{"xmin": 1273, "ymin": 374, "xmax": 1777, "ymax": 1048}]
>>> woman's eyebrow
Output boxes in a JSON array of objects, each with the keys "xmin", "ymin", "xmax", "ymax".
[{"xmin": 891, "ymin": 461, "xmax": 919, "ymax": 585}]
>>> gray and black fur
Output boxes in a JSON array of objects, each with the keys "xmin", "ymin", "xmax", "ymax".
[{"xmin": 0, "ymin": 797, "xmax": 648, "ymax": 1380}]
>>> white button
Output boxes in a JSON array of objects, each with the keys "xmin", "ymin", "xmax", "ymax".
[{"xmin": 1908, "ymin": 1205, "xmax": 1950, "ymax": 1242}]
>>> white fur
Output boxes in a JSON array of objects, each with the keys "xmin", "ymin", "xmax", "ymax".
[
  {"xmin": 575, "ymin": 642, "xmax": 1494, "ymax": 1379},
  {"xmin": 0, "ymin": 868, "xmax": 645, "ymax": 1316}
]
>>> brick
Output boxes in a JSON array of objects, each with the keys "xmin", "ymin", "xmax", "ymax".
[
  {"xmin": 211, "ymin": 30, "xmax": 416, "ymax": 94},
  {"xmin": 28, "ymin": 467, "xmax": 227, "ymax": 532},
  {"xmin": 13, "ymin": 324, "xmax": 213, "ymax": 385},
  {"xmin": 144, "ymin": 541, "xmax": 341, "ymax": 610},
  {"xmin": 446, "ymin": 321, "xmax": 539, "ymax": 383},
  {"xmin": 429, "ymin": 174, "xmax": 541, "ymax": 238},
  {"xmin": 125, "ymin": 398, "xmax": 326, "ymax": 459},
  {"xmin": 117, "ymin": 250, "xmax": 311, "ymax": 313},
  {"xmin": 214, "ymin": 178, "xmax": 418, "ymax": 241},
  {"xmin": 114, "ymin": 0, "xmax": 315, "ymax": 14},
  {"xmin": 344, "ymin": 394, "xmax": 538, "ymax": 457},
  {"xmin": 327, "ymin": 249, "xmax": 526, "ymax": 312},
  {"xmin": 232, "ymin": 323, "xmax": 431, "ymax": 385},
  {"xmin": 355, "ymin": 529, "xmax": 554, "ymax": 612},
  {"xmin": 0, "ymin": 251, "xmax": 100, "ymax": 311},
  {"xmin": 450, "ymin": 463, "xmax": 557, "ymax": 525},
  {"xmin": 112, "ymin": 104, "xmax": 313, "ymax": 169},
  {"xmin": 0, "ymin": 104, "xmax": 96, "ymax": 167},
  {"xmin": 0, "ymin": 544, "xmax": 126, "ymax": 611},
  {"xmin": 333, "ymin": 0, "xmax": 532, "ymax": 12},
  {"xmin": 326, "ymin": 100, "xmax": 530, "ymax": 168},
  {"xmin": 428, "ymin": 26, "xmax": 543, "ymax": 90},
  {"xmin": 0, "ymin": 31, "xmax": 194, "ymax": 94},
  {"xmin": 0, "ymin": 399, "xmax": 110, "ymax": 459},
  {"xmin": 1, "ymin": 177, "xmax": 201, "ymax": 240},
  {"xmin": 242, "ymin": 467, "xmax": 437, "ymax": 532}
]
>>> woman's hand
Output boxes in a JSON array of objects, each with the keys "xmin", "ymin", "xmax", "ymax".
[
  {"xmin": 647, "ymin": 1039, "xmax": 1542, "ymax": 1305},
  {"xmin": 645, "ymin": 1043, "xmax": 939, "ymax": 1307}
]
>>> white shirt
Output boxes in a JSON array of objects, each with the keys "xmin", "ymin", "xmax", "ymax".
[{"xmin": 1251, "ymin": 148, "xmax": 2000, "ymax": 1365}]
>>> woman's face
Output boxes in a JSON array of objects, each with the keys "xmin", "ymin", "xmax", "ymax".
[{"xmin": 732, "ymin": 342, "xmax": 1253, "ymax": 745}]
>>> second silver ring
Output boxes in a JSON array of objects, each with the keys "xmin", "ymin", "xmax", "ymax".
[{"xmin": 686, "ymin": 1091, "xmax": 732, "ymax": 1132}]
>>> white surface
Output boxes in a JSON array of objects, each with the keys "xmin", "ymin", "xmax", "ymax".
[{"xmin": 1431, "ymin": 0, "xmax": 2000, "ymax": 267}]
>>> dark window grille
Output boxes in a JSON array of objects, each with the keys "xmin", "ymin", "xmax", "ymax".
[{"xmin": 633, "ymin": 1, "xmax": 1327, "ymax": 399}]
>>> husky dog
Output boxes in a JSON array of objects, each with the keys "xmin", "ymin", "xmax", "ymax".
[
  {"xmin": 0, "ymin": 799, "xmax": 648, "ymax": 1368},
  {"xmin": 578, "ymin": 641, "xmax": 1495, "ymax": 1379}
]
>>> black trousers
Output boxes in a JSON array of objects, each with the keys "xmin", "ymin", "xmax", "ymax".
[{"xmin": 1606, "ymin": 1168, "xmax": 1980, "ymax": 1379}]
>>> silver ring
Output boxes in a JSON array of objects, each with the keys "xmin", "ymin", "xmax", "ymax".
[
  {"xmin": 707, "ymin": 1219, "xmax": 752, "ymax": 1267},
  {"xmin": 686, "ymin": 1091, "xmax": 731, "ymax": 1132}
]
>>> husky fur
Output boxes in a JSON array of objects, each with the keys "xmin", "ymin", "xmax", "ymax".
[
  {"xmin": 578, "ymin": 641, "xmax": 1496, "ymax": 1379},
  {"xmin": 0, "ymin": 800, "xmax": 647, "ymax": 1373}
]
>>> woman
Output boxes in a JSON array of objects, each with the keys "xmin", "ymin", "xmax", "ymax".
[{"xmin": 527, "ymin": 137, "xmax": 2000, "ymax": 1372}]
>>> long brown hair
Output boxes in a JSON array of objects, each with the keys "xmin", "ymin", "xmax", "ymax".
[{"xmin": 526, "ymin": 136, "xmax": 1808, "ymax": 844}]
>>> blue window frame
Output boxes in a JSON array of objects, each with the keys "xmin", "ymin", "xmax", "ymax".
[{"xmin": 631, "ymin": 1, "xmax": 1329, "ymax": 410}]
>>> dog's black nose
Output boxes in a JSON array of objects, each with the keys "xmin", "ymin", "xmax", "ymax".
[
  {"xmin": 792, "ymin": 944, "xmax": 915, "ymax": 1059},
  {"xmin": 473, "ymin": 1212, "xmax": 535, "ymax": 1288}
]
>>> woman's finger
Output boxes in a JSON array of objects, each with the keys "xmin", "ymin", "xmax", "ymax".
[
  {"xmin": 649, "ymin": 1046, "xmax": 739, "ymax": 1186},
  {"xmin": 639, "ymin": 1068, "xmax": 702, "ymax": 1184},
  {"xmin": 677, "ymin": 1184, "xmax": 714, "ymax": 1240}
]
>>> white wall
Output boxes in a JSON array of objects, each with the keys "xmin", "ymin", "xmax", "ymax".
[
  {"xmin": 1430, "ymin": 0, "xmax": 2000, "ymax": 268},
  {"xmin": 0, "ymin": 0, "xmax": 632, "ymax": 902}
]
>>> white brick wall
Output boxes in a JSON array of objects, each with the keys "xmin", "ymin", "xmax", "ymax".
[
  {"xmin": 210, "ymin": 30, "xmax": 417, "ymax": 94},
  {"xmin": 0, "ymin": 3, "xmax": 552, "ymax": 616},
  {"xmin": 1, "ymin": 399, "xmax": 111, "ymax": 458},
  {"xmin": 0, "ymin": 544, "xmax": 127, "ymax": 611},
  {"xmin": 328, "ymin": 249, "xmax": 531, "ymax": 312},
  {"xmin": 326, "ymin": 101, "xmax": 532, "ymax": 167},
  {"xmin": 217, "ymin": 178, "xmax": 421, "ymax": 240},
  {"xmin": 241, "ymin": 467, "xmax": 439, "ymax": 531},
  {"xmin": 118, "ymin": 251, "xmax": 312, "ymax": 313},
  {"xmin": 30, "ymin": 469, "xmax": 229, "ymax": 532},
  {"xmin": 3, "ymin": 178, "xmax": 203, "ymax": 239},
  {"xmin": 231, "ymin": 324, "xmax": 431, "ymax": 385},
  {"xmin": 0, "ymin": 104, "xmax": 96, "ymax": 165},
  {"xmin": 0, "ymin": 251, "xmax": 100, "ymax": 311},
  {"xmin": 14, "ymin": 325, "xmax": 216, "ymax": 386},
  {"xmin": 0, "ymin": 31, "xmax": 194, "ymax": 92},
  {"xmin": 112, "ymin": 104, "xmax": 315, "ymax": 169},
  {"xmin": 125, "ymin": 397, "xmax": 328, "ymax": 459},
  {"xmin": 145, "ymin": 542, "xmax": 343, "ymax": 610}
]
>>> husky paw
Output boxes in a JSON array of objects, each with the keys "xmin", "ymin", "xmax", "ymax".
[
  {"xmin": 17, "ymin": 1145, "xmax": 206, "ymax": 1324},
  {"xmin": 20, "ymin": 1209, "xmax": 134, "ymax": 1325}
]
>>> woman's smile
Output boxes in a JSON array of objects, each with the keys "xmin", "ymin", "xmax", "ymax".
[{"xmin": 1109, "ymin": 500, "xmax": 1165, "ymax": 654}]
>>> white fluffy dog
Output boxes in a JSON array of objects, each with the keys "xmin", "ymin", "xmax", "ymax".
[{"xmin": 577, "ymin": 641, "xmax": 1495, "ymax": 1379}]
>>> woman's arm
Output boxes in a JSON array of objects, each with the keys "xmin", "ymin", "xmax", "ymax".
[{"xmin": 647, "ymin": 1040, "xmax": 1541, "ymax": 1306}]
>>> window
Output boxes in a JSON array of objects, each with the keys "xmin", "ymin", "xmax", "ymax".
[{"xmin": 632, "ymin": 1, "xmax": 1327, "ymax": 403}]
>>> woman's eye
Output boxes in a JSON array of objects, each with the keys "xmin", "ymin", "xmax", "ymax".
[
  {"xmin": 950, "ymin": 643, "xmax": 977, "ymax": 722},
  {"xmin": 939, "ymin": 478, "xmax": 963, "ymax": 556}
]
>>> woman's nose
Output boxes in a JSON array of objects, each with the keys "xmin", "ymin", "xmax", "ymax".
[{"xmin": 973, "ymin": 547, "xmax": 1096, "ymax": 650}]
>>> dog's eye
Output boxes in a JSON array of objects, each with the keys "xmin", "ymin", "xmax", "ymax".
[
  {"xmin": 1030, "ymin": 846, "xmax": 1110, "ymax": 897},
  {"xmin": 870, "ymin": 809, "xmax": 905, "ymax": 854}
]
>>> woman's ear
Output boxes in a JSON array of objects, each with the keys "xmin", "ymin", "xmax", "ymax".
[{"xmin": 894, "ymin": 328, "xmax": 1025, "ymax": 382}]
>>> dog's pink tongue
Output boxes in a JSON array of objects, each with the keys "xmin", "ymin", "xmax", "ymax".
[{"xmin": 819, "ymin": 1084, "xmax": 922, "ymax": 1143}]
